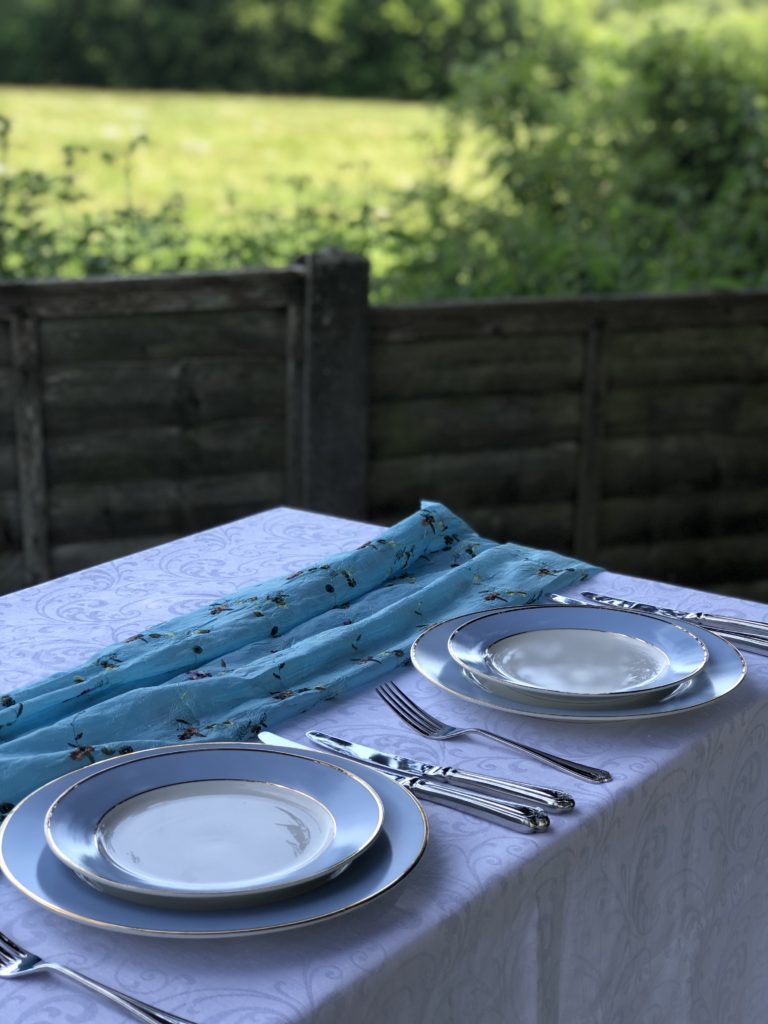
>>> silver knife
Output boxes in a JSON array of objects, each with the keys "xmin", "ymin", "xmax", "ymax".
[
  {"xmin": 257, "ymin": 729, "xmax": 549, "ymax": 833},
  {"xmin": 305, "ymin": 730, "xmax": 574, "ymax": 812},
  {"xmin": 550, "ymin": 592, "xmax": 768, "ymax": 656},
  {"xmin": 582, "ymin": 591, "xmax": 768, "ymax": 640}
]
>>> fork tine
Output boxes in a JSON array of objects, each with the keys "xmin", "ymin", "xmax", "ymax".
[
  {"xmin": 375, "ymin": 685, "xmax": 430, "ymax": 736},
  {"xmin": 379, "ymin": 682, "xmax": 443, "ymax": 732},
  {"xmin": 375, "ymin": 684, "xmax": 428, "ymax": 732},
  {"xmin": 376, "ymin": 681, "xmax": 428, "ymax": 725},
  {"xmin": 0, "ymin": 930, "xmax": 25, "ymax": 958},
  {"xmin": 0, "ymin": 938, "xmax": 18, "ymax": 966}
]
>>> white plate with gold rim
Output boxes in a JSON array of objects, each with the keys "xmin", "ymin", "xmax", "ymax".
[
  {"xmin": 44, "ymin": 746, "xmax": 384, "ymax": 909},
  {"xmin": 447, "ymin": 605, "xmax": 709, "ymax": 709}
]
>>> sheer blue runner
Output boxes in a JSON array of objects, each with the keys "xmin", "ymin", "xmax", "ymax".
[{"xmin": 0, "ymin": 502, "xmax": 598, "ymax": 814}]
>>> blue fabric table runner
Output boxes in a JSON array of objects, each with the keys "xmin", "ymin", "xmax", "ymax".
[{"xmin": 0, "ymin": 502, "xmax": 598, "ymax": 814}]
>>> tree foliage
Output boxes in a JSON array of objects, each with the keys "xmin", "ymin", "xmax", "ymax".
[
  {"xmin": 1, "ymin": 0, "xmax": 767, "ymax": 299},
  {"xmin": 0, "ymin": 0, "xmax": 520, "ymax": 98}
]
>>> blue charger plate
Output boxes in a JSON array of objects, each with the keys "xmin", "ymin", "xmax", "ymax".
[
  {"xmin": 414, "ymin": 608, "xmax": 746, "ymax": 722},
  {"xmin": 0, "ymin": 742, "xmax": 428, "ymax": 937}
]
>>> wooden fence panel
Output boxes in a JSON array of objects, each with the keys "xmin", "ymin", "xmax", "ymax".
[
  {"xmin": 369, "ymin": 291, "xmax": 768, "ymax": 598},
  {"xmin": 0, "ymin": 320, "xmax": 23, "ymax": 592},
  {"xmin": 0, "ymin": 256, "xmax": 372, "ymax": 593},
  {"xmin": 369, "ymin": 308, "xmax": 587, "ymax": 558},
  {"xmin": 2, "ymin": 264, "xmax": 767, "ymax": 601}
]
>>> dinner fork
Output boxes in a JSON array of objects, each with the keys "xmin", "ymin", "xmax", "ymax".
[
  {"xmin": 376, "ymin": 681, "xmax": 612, "ymax": 783},
  {"xmin": 0, "ymin": 928, "xmax": 197, "ymax": 1024}
]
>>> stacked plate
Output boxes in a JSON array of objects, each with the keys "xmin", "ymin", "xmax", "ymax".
[
  {"xmin": 412, "ymin": 604, "xmax": 747, "ymax": 721},
  {"xmin": 0, "ymin": 744, "xmax": 428, "ymax": 937}
]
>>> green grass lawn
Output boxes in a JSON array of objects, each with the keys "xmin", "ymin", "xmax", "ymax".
[{"xmin": 0, "ymin": 85, "xmax": 475, "ymax": 231}]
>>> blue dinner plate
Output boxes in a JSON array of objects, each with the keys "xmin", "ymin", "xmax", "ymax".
[
  {"xmin": 45, "ymin": 746, "xmax": 384, "ymax": 908},
  {"xmin": 447, "ymin": 605, "xmax": 709, "ymax": 709},
  {"xmin": 413, "ymin": 608, "xmax": 746, "ymax": 722},
  {"xmin": 0, "ymin": 743, "xmax": 428, "ymax": 938}
]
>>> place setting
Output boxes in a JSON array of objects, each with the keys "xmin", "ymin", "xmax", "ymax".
[
  {"xmin": 409, "ymin": 599, "xmax": 749, "ymax": 724},
  {"xmin": 0, "ymin": 742, "xmax": 433, "ymax": 940},
  {"xmin": 0, "ymin": 718, "xmax": 571, "ymax": 945}
]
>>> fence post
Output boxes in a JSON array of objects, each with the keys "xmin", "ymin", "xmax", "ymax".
[
  {"xmin": 572, "ymin": 317, "xmax": 605, "ymax": 562},
  {"xmin": 291, "ymin": 249, "xmax": 370, "ymax": 519},
  {"xmin": 11, "ymin": 310, "xmax": 51, "ymax": 585}
]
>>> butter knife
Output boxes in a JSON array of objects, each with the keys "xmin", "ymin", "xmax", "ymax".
[
  {"xmin": 581, "ymin": 591, "xmax": 768, "ymax": 641},
  {"xmin": 549, "ymin": 592, "xmax": 768, "ymax": 656},
  {"xmin": 305, "ymin": 730, "xmax": 574, "ymax": 812},
  {"xmin": 257, "ymin": 730, "xmax": 549, "ymax": 832}
]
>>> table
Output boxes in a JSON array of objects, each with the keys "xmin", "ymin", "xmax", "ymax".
[{"xmin": 2, "ymin": 506, "xmax": 768, "ymax": 1024}]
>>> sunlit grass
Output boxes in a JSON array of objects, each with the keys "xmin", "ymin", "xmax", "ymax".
[{"xmin": 0, "ymin": 85, "xmax": 481, "ymax": 231}]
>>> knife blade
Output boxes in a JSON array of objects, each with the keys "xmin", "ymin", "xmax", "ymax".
[
  {"xmin": 305, "ymin": 730, "xmax": 574, "ymax": 812},
  {"xmin": 257, "ymin": 730, "xmax": 550, "ymax": 833}
]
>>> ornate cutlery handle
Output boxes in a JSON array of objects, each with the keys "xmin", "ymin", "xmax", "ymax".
[
  {"xmin": 41, "ymin": 963, "xmax": 197, "ymax": 1024},
  {"xmin": 436, "ymin": 768, "xmax": 574, "ymax": 811},
  {"xmin": 691, "ymin": 614, "xmax": 768, "ymax": 640},
  {"xmin": 474, "ymin": 730, "xmax": 612, "ymax": 784},
  {"xmin": 711, "ymin": 631, "xmax": 768, "ymax": 657},
  {"xmin": 403, "ymin": 777, "xmax": 550, "ymax": 832}
]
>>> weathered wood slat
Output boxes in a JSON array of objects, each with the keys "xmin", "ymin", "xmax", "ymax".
[
  {"xmin": 49, "ymin": 471, "xmax": 284, "ymax": 542},
  {"xmin": 597, "ymin": 533, "xmax": 768, "ymax": 587},
  {"xmin": 11, "ymin": 315, "xmax": 50, "ymax": 584},
  {"xmin": 371, "ymin": 394, "xmax": 581, "ymax": 458},
  {"xmin": 573, "ymin": 322, "xmax": 605, "ymax": 562},
  {"xmin": 41, "ymin": 361, "xmax": 284, "ymax": 434},
  {"xmin": 602, "ymin": 435, "xmax": 768, "ymax": 496},
  {"xmin": 0, "ymin": 487, "xmax": 21, "ymax": 541},
  {"xmin": 0, "ymin": 325, "xmax": 13, "ymax": 441},
  {"xmin": 39, "ymin": 309, "xmax": 288, "ymax": 363},
  {"xmin": 372, "ymin": 338, "xmax": 582, "ymax": 399},
  {"xmin": 371, "ymin": 290, "xmax": 768, "ymax": 341},
  {"xmin": 0, "ymin": 551, "xmax": 25, "ymax": 594},
  {"xmin": 453, "ymin": 501, "xmax": 575, "ymax": 552},
  {"xmin": 42, "ymin": 359, "xmax": 284, "ymax": 406},
  {"xmin": 604, "ymin": 383, "xmax": 768, "ymax": 436},
  {"xmin": 283, "ymin": 291, "xmax": 304, "ymax": 506},
  {"xmin": 45, "ymin": 419, "xmax": 284, "ymax": 485},
  {"xmin": 0, "ymin": 269, "xmax": 303, "ymax": 318},
  {"xmin": 0, "ymin": 321, "xmax": 10, "ymax": 365},
  {"xmin": 369, "ymin": 446, "xmax": 578, "ymax": 510},
  {"xmin": 606, "ymin": 326, "xmax": 768, "ymax": 385},
  {"xmin": 0, "ymin": 442, "xmax": 17, "ymax": 488},
  {"xmin": 600, "ymin": 489, "xmax": 768, "ymax": 545}
]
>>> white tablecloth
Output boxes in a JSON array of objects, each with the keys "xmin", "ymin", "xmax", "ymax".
[{"xmin": 2, "ymin": 507, "xmax": 768, "ymax": 1024}]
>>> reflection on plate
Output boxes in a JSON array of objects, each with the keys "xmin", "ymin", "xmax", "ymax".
[
  {"xmin": 0, "ymin": 743, "xmax": 428, "ymax": 938},
  {"xmin": 45, "ymin": 747, "xmax": 384, "ymax": 908},
  {"xmin": 414, "ymin": 609, "xmax": 746, "ymax": 722},
  {"xmin": 447, "ymin": 606, "xmax": 709, "ymax": 709}
]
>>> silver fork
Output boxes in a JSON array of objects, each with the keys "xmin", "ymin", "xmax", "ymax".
[
  {"xmin": 376, "ymin": 681, "xmax": 612, "ymax": 784},
  {"xmin": 0, "ymin": 928, "xmax": 197, "ymax": 1024}
]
